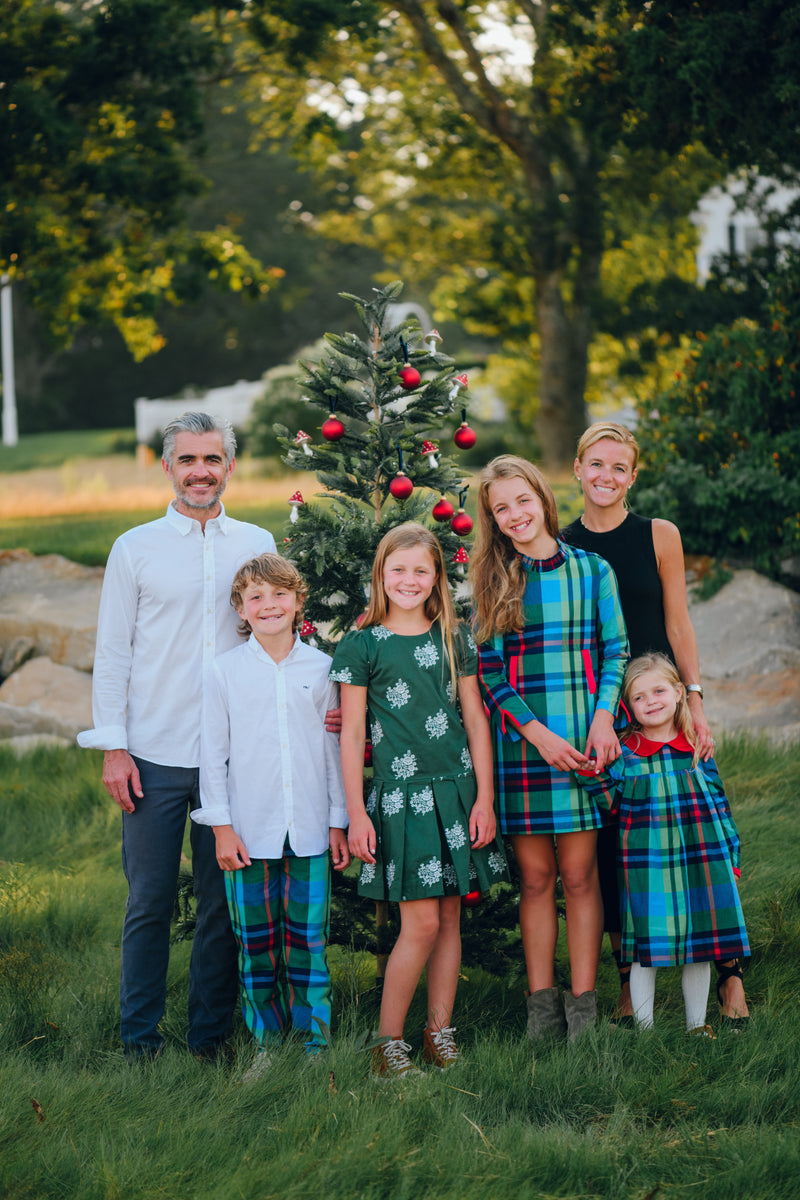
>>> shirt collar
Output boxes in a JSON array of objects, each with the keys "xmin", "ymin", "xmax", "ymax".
[
  {"xmin": 165, "ymin": 500, "xmax": 230, "ymax": 535},
  {"xmin": 627, "ymin": 730, "xmax": 694, "ymax": 756},
  {"xmin": 246, "ymin": 631, "xmax": 302, "ymax": 664}
]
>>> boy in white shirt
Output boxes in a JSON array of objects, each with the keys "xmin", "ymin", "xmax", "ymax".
[{"xmin": 192, "ymin": 553, "xmax": 349, "ymax": 1071}]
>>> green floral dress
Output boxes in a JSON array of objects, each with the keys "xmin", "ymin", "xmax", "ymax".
[{"xmin": 330, "ymin": 621, "xmax": 509, "ymax": 902}]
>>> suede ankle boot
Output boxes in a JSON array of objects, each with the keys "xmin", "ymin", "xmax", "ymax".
[
  {"xmin": 563, "ymin": 989, "xmax": 597, "ymax": 1043},
  {"xmin": 526, "ymin": 986, "xmax": 568, "ymax": 1042}
]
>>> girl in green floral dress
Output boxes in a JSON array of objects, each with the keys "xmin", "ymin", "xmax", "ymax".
[{"xmin": 331, "ymin": 523, "xmax": 509, "ymax": 1078}]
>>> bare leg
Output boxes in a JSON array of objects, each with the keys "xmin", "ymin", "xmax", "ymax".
[
  {"xmin": 610, "ymin": 931, "xmax": 633, "ymax": 1017},
  {"xmin": 556, "ymin": 829, "xmax": 603, "ymax": 996},
  {"xmin": 424, "ymin": 895, "xmax": 462, "ymax": 1031},
  {"xmin": 512, "ymin": 834, "xmax": 558, "ymax": 993},
  {"xmin": 378, "ymin": 898, "xmax": 440, "ymax": 1038},
  {"xmin": 716, "ymin": 959, "xmax": 750, "ymax": 1018}
]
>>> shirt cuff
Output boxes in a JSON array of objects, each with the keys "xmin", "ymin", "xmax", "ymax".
[
  {"xmin": 76, "ymin": 725, "xmax": 128, "ymax": 751},
  {"xmin": 189, "ymin": 805, "xmax": 231, "ymax": 827},
  {"xmin": 329, "ymin": 805, "xmax": 349, "ymax": 830}
]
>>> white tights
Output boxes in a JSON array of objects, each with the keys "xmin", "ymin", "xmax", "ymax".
[{"xmin": 629, "ymin": 961, "xmax": 711, "ymax": 1031}]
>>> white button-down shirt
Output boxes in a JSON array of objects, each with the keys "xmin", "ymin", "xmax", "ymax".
[
  {"xmin": 192, "ymin": 634, "xmax": 347, "ymax": 858},
  {"xmin": 77, "ymin": 502, "xmax": 275, "ymax": 767}
]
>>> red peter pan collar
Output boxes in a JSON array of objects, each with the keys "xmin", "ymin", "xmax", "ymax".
[{"xmin": 626, "ymin": 730, "xmax": 694, "ymax": 756}]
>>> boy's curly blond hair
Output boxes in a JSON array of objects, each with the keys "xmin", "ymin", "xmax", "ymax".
[{"xmin": 230, "ymin": 553, "xmax": 307, "ymax": 637}]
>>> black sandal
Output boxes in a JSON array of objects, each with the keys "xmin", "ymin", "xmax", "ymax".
[
  {"xmin": 715, "ymin": 959, "xmax": 750, "ymax": 1030},
  {"xmin": 611, "ymin": 951, "xmax": 634, "ymax": 1027}
]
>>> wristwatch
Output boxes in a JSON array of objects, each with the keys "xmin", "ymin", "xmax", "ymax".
[{"xmin": 685, "ymin": 684, "xmax": 704, "ymax": 699}]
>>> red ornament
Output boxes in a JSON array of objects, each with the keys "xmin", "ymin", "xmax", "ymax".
[
  {"xmin": 451, "ymin": 509, "xmax": 473, "ymax": 537},
  {"xmin": 321, "ymin": 416, "xmax": 345, "ymax": 441},
  {"xmin": 461, "ymin": 890, "xmax": 482, "ymax": 909},
  {"xmin": 399, "ymin": 364, "xmax": 421, "ymax": 390},
  {"xmin": 364, "ymin": 741, "xmax": 373, "ymax": 768},
  {"xmin": 389, "ymin": 472, "xmax": 414, "ymax": 500},
  {"xmin": 454, "ymin": 421, "xmax": 477, "ymax": 450},
  {"xmin": 432, "ymin": 496, "xmax": 455, "ymax": 522}
]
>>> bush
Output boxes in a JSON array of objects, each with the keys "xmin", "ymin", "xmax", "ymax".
[
  {"xmin": 247, "ymin": 340, "xmax": 328, "ymax": 462},
  {"xmin": 634, "ymin": 254, "xmax": 800, "ymax": 580}
]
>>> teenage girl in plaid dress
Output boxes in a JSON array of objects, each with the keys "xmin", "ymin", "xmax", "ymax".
[
  {"xmin": 578, "ymin": 653, "xmax": 749, "ymax": 1035},
  {"xmin": 471, "ymin": 456, "xmax": 628, "ymax": 1042}
]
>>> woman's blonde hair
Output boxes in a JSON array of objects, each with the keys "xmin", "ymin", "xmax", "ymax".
[
  {"xmin": 576, "ymin": 421, "xmax": 640, "ymax": 472},
  {"xmin": 230, "ymin": 553, "xmax": 307, "ymax": 637},
  {"xmin": 622, "ymin": 652, "xmax": 698, "ymax": 764},
  {"xmin": 361, "ymin": 522, "xmax": 459, "ymax": 691},
  {"xmin": 470, "ymin": 455, "xmax": 559, "ymax": 644}
]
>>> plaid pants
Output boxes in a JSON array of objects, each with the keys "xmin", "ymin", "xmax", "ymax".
[{"xmin": 224, "ymin": 852, "xmax": 332, "ymax": 1050}]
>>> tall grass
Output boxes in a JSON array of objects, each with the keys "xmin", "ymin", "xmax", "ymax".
[{"xmin": 1, "ymin": 738, "xmax": 799, "ymax": 1199}]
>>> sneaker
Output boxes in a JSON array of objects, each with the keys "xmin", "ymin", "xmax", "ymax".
[
  {"xmin": 422, "ymin": 1025, "xmax": 458, "ymax": 1070},
  {"xmin": 688, "ymin": 1024, "xmax": 717, "ymax": 1040},
  {"xmin": 371, "ymin": 1037, "xmax": 423, "ymax": 1079},
  {"xmin": 241, "ymin": 1051, "xmax": 272, "ymax": 1083}
]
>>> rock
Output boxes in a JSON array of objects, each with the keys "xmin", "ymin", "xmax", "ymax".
[
  {"xmin": 0, "ymin": 550, "xmax": 103, "ymax": 672},
  {"xmin": 0, "ymin": 656, "xmax": 93, "ymax": 741},
  {"xmin": 689, "ymin": 569, "xmax": 800, "ymax": 739},
  {"xmin": 1, "ymin": 635, "xmax": 37, "ymax": 679}
]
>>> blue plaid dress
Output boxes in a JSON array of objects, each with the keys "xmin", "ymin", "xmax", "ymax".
[
  {"xmin": 477, "ymin": 542, "xmax": 628, "ymax": 835},
  {"xmin": 578, "ymin": 734, "xmax": 750, "ymax": 967}
]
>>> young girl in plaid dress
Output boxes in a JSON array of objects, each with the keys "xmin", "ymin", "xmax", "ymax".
[
  {"xmin": 332, "ymin": 524, "xmax": 509, "ymax": 1077},
  {"xmin": 471, "ymin": 456, "xmax": 628, "ymax": 1042},
  {"xmin": 579, "ymin": 653, "xmax": 749, "ymax": 1035}
]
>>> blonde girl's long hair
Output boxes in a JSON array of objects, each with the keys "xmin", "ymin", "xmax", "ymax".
[
  {"xmin": 470, "ymin": 455, "xmax": 560, "ymax": 644},
  {"xmin": 361, "ymin": 522, "xmax": 460, "ymax": 692},
  {"xmin": 622, "ymin": 652, "xmax": 699, "ymax": 765}
]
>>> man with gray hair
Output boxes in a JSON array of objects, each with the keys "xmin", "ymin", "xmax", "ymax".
[{"xmin": 79, "ymin": 411, "xmax": 277, "ymax": 1061}]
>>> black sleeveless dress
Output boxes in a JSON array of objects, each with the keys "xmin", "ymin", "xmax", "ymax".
[
  {"xmin": 560, "ymin": 512, "xmax": 672, "ymax": 660},
  {"xmin": 561, "ymin": 511, "xmax": 675, "ymax": 934}
]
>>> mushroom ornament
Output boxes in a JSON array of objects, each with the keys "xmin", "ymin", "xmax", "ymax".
[
  {"xmin": 453, "ymin": 546, "xmax": 470, "ymax": 576},
  {"xmin": 421, "ymin": 439, "xmax": 439, "ymax": 469},
  {"xmin": 299, "ymin": 619, "xmax": 318, "ymax": 646},
  {"xmin": 288, "ymin": 491, "xmax": 304, "ymax": 524},
  {"xmin": 295, "ymin": 430, "xmax": 313, "ymax": 456}
]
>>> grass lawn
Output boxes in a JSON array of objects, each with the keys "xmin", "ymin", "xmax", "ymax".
[
  {"xmin": 1, "ymin": 737, "xmax": 798, "ymax": 1200},
  {"xmin": 0, "ymin": 503, "xmax": 291, "ymax": 566},
  {"xmin": 0, "ymin": 428, "xmax": 138, "ymax": 473}
]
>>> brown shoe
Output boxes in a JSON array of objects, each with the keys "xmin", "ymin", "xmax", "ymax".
[
  {"xmin": 423, "ymin": 1025, "xmax": 458, "ymax": 1070},
  {"xmin": 371, "ymin": 1038, "xmax": 423, "ymax": 1078}
]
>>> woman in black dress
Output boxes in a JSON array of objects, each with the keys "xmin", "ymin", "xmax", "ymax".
[{"xmin": 562, "ymin": 421, "xmax": 749, "ymax": 1025}]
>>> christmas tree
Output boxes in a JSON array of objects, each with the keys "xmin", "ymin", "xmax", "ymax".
[
  {"xmin": 275, "ymin": 280, "xmax": 478, "ymax": 648},
  {"xmin": 274, "ymin": 281, "xmax": 522, "ymax": 990}
]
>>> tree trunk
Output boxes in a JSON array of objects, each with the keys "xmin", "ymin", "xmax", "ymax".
[{"xmin": 534, "ymin": 268, "xmax": 593, "ymax": 471}]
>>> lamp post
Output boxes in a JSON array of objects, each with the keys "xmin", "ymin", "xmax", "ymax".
[{"xmin": 1, "ymin": 274, "xmax": 19, "ymax": 447}]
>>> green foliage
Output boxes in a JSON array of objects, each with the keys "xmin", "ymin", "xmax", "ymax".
[
  {"xmin": 622, "ymin": 0, "xmax": 800, "ymax": 177},
  {"xmin": 634, "ymin": 255, "xmax": 800, "ymax": 579},
  {"xmin": 1, "ymin": 0, "xmax": 280, "ymax": 358},
  {"xmin": 248, "ymin": 339, "xmax": 327, "ymax": 461},
  {"xmin": 276, "ymin": 282, "xmax": 477, "ymax": 644}
]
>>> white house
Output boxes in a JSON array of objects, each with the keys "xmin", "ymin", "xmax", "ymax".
[{"xmin": 692, "ymin": 176, "xmax": 800, "ymax": 282}]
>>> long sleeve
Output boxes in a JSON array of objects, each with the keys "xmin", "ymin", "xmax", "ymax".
[
  {"xmin": 593, "ymin": 561, "xmax": 629, "ymax": 715},
  {"xmin": 195, "ymin": 661, "xmax": 234, "ymax": 828},
  {"xmin": 477, "ymin": 638, "xmax": 536, "ymax": 742},
  {"xmin": 76, "ymin": 537, "xmax": 137, "ymax": 751}
]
